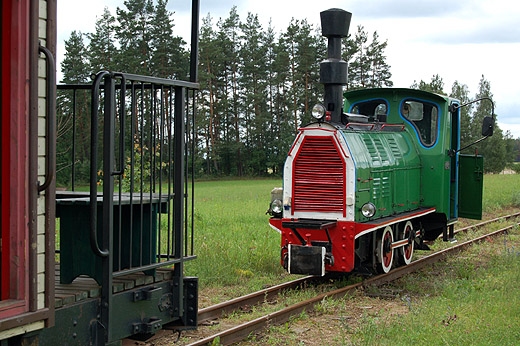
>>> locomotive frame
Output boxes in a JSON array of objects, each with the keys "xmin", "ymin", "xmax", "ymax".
[
  {"xmin": 1, "ymin": 1, "xmax": 200, "ymax": 345},
  {"xmin": 268, "ymin": 8, "xmax": 492, "ymax": 276}
]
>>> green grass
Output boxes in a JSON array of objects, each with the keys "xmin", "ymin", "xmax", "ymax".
[
  {"xmin": 483, "ymin": 173, "xmax": 520, "ymax": 211},
  {"xmin": 351, "ymin": 231, "xmax": 520, "ymax": 345},
  {"xmin": 184, "ymin": 179, "xmax": 288, "ymax": 297}
]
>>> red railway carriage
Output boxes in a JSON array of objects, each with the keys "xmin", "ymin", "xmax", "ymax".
[
  {"xmin": 1, "ymin": 1, "xmax": 201, "ymax": 345},
  {"xmin": 1, "ymin": 0, "xmax": 55, "ymax": 327}
]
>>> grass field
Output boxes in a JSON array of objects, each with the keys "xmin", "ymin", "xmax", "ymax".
[
  {"xmin": 349, "ymin": 230, "xmax": 520, "ymax": 345},
  {"xmin": 184, "ymin": 179, "xmax": 286, "ymax": 298},
  {"xmin": 183, "ymin": 174, "xmax": 520, "ymax": 345},
  {"xmin": 185, "ymin": 174, "xmax": 520, "ymax": 298},
  {"xmin": 483, "ymin": 173, "xmax": 520, "ymax": 211}
]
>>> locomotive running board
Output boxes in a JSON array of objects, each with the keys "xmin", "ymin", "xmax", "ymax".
[{"xmin": 354, "ymin": 207, "xmax": 436, "ymax": 239}]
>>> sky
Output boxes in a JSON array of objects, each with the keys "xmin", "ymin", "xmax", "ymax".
[{"xmin": 57, "ymin": 0, "xmax": 520, "ymax": 138}]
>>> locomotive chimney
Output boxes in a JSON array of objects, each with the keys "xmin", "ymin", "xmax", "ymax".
[{"xmin": 320, "ymin": 8, "xmax": 351, "ymax": 124}]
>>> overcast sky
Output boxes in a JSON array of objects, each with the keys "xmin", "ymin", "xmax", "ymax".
[{"xmin": 57, "ymin": 0, "xmax": 520, "ymax": 138}]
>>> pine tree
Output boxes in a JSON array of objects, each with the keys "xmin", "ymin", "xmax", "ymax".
[
  {"xmin": 294, "ymin": 20, "xmax": 321, "ymax": 126},
  {"xmin": 347, "ymin": 26, "xmax": 370, "ymax": 89},
  {"xmin": 269, "ymin": 25, "xmax": 294, "ymax": 174},
  {"xmin": 281, "ymin": 19, "xmax": 304, "ymax": 132},
  {"xmin": 58, "ymin": 31, "xmax": 91, "ymax": 185},
  {"xmin": 342, "ymin": 33, "xmax": 358, "ymax": 91},
  {"xmin": 411, "ymin": 74, "xmax": 445, "ymax": 95},
  {"xmin": 471, "ymin": 75, "xmax": 493, "ymax": 135},
  {"xmin": 115, "ymin": 0, "xmax": 155, "ymax": 75},
  {"xmin": 216, "ymin": 6, "xmax": 242, "ymax": 175},
  {"xmin": 503, "ymin": 130, "xmax": 517, "ymax": 163},
  {"xmin": 239, "ymin": 12, "xmax": 268, "ymax": 175},
  {"xmin": 149, "ymin": 0, "xmax": 188, "ymax": 79},
  {"xmin": 343, "ymin": 28, "xmax": 393, "ymax": 89},
  {"xmin": 61, "ymin": 31, "xmax": 90, "ymax": 83},
  {"xmin": 366, "ymin": 31, "xmax": 392, "ymax": 88},
  {"xmin": 197, "ymin": 13, "xmax": 225, "ymax": 175},
  {"xmin": 87, "ymin": 7, "xmax": 117, "ymax": 74}
]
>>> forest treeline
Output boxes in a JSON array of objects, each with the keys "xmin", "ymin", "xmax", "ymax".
[{"xmin": 58, "ymin": 0, "xmax": 519, "ymax": 185}]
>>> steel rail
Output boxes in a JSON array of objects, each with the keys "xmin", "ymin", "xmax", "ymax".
[
  {"xmin": 452, "ymin": 211, "xmax": 520, "ymax": 236},
  {"xmin": 187, "ymin": 219, "xmax": 519, "ymax": 346},
  {"xmin": 197, "ymin": 275, "xmax": 319, "ymax": 323}
]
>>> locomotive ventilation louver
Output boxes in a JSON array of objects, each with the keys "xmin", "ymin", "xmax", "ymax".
[{"xmin": 293, "ymin": 137, "xmax": 345, "ymax": 215}]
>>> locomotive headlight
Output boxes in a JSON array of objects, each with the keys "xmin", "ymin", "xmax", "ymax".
[
  {"xmin": 361, "ymin": 202, "xmax": 376, "ymax": 218},
  {"xmin": 270, "ymin": 199, "xmax": 283, "ymax": 216},
  {"xmin": 312, "ymin": 103, "xmax": 326, "ymax": 120}
]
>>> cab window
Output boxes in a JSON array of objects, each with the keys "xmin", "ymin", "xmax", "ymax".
[
  {"xmin": 401, "ymin": 100, "xmax": 438, "ymax": 147},
  {"xmin": 350, "ymin": 99, "xmax": 388, "ymax": 122}
]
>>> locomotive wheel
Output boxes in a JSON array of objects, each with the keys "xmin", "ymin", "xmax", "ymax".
[
  {"xmin": 376, "ymin": 226, "xmax": 394, "ymax": 273},
  {"xmin": 398, "ymin": 221, "xmax": 414, "ymax": 265}
]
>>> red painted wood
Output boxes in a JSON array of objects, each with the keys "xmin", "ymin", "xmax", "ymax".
[
  {"xmin": 0, "ymin": 0, "xmax": 30, "ymax": 318},
  {"xmin": 1, "ymin": 0, "xmax": 13, "ymax": 303}
]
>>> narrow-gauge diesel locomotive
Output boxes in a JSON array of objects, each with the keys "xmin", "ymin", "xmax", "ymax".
[
  {"xmin": 268, "ymin": 9, "xmax": 494, "ymax": 275},
  {"xmin": 1, "ymin": 1, "xmax": 200, "ymax": 345}
]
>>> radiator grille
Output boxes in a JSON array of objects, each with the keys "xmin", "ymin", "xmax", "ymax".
[{"xmin": 292, "ymin": 136, "xmax": 345, "ymax": 215}]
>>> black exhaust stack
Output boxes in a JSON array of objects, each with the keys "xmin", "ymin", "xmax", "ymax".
[{"xmin": 320, "ymin": 9, "xmax": 351, "ymax": 124}]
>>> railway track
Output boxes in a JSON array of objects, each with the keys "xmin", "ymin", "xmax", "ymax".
[{"xmin": 151, "ymin": 213, "xmax": 520, "ymax": 345}]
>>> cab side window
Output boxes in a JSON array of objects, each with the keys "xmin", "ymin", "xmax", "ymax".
[{"xmin": 401, "ymin": 100, "xmax": 438, "ymax": 146}]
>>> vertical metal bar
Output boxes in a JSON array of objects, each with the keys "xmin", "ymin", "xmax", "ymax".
[
  {"xmin": 190, "ymin": 89, "xmax": 196, "ymax": 255},
  {"xmin": 189, "ymin": 0, "xmax": 200, "ymax": 257},
  {"xmin": 184, "ymin": 92, "xmax": 189, "ymax": 256},
  {"xmin": 101, "ymin": 74, "xmax": 115, "ymax": 342},
  {"xmin": 190, "ymin": 0, "xmax": 200, "ymax": 83},
  {"xmin": 139, "ymin": 83, "xmax": 145, "ymax": 266},
  {"xmin": 167, "ymin": 86, "xmax": 173, "ymax": 258},
  {"xmin": 115, "ymin": 76, "xmax": 126, "ymax": 272},
  {"xmin": 174, "ymin": 86, "xmax": 185, "ymax": 259},
  {"xmin": 173, "ymin": 86, "xmax": 186, "ymax": 309},
  {"xmin": 149, "ymin": 84, "xmax": 156, "ymax": 266},
  {"xmin": 71, "ymin": 90, "xmax": 76, "ymax": 190},
  {"xmin": 158, "ymin": 85, "xmax": 165, "ymax": 263},
  {"xmin": 129, "ymin": 82, "xmax": 136, "ymax": 268}
]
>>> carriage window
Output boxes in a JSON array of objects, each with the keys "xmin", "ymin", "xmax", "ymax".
[
  {"xmin": 401, "ymin": 100, "xmax": 438, "ymax": 146},
  {"xmin": 351, "ymin": 99, "xmax": 388, "ymax": 122}
]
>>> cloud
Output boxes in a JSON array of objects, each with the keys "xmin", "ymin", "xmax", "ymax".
[
  {"xmin": 419, "ymin": 17, "xmax": 520, "ymax": 44},
  {"xmin": 347, "ymin": 0, "xmax": 470, "ymax": 19},
  {"xmin": 169, "ymin": 0, "xmax": 243, "ymax": 18}
]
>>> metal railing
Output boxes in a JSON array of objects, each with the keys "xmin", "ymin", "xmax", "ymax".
[{"xmin": 56, "ymin": 71, "xmax": 198, "ymax": 278}]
